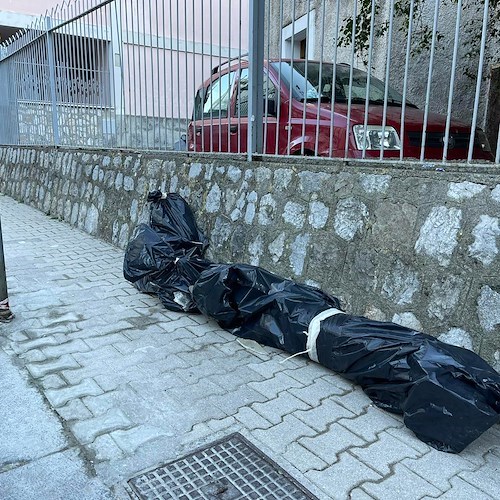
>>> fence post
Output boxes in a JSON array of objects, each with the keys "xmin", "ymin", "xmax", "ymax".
[
  {"xmin": 45, "ymin": 16, "xmax": 60, "ymax": 146},
  {"xmin": 247, "ymin": 0, "xmax": 265, "ymax": 160},
  {"xmin": 0, "ymin": 216, "xmax": 14, "ymax": 322}
]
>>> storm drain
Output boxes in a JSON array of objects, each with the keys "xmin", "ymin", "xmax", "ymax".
[{"xmin": 127, "ymin": 433, "xmax": 318, "ymax": 500}]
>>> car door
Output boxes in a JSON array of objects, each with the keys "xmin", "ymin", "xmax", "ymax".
[
  {"xmin": 191, "ymin": 71, "xmax": 236, "ymax": 152},
  {"xmin": 230, "ymin": 68, "xmax": 278, "ymax": 154}
]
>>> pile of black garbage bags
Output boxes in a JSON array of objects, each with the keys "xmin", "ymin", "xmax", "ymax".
[{"xmin": 124, "ymin": 191, "xmax": 500, "ymax": 453}]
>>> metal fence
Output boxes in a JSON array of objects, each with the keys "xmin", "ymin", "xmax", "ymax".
[{"xmin": 0, "ymin": 0, "xmax": 499, "ymax": 164}]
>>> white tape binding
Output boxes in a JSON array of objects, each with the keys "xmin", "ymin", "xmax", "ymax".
[{"xmin": 306, "ymin": 308, "xmax": 343, "ymax": 363}]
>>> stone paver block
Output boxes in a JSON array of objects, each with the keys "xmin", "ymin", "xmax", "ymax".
[
  {"xmin": 283, "ymin": 363, "xmax": 333, "ymax": 385},
  {"xmin": 361, "ymin": 464, "xmax": 442, "ymax": 499},
  {"xmin": 306, "ymin": 452, "xmax": 382, "ymax": 500},
  {"xmin": 252, "ymin": 414, "xmax": 317, "ymax": 454},
  {"xmin": 55, "ymin": 399, "xmax": 93, "ymax": 421},
  {"xmin": 208, "ymin": 385, "xmax": 268, "ymax": 416},
  {"xmin": 350, "ymin": 431, "xmax": 423, "ymax": 475},
  {"xmin": 45, "ymin": 378, "xmax": 103, "ymax": 408},
  {"xmin": 27, "ymin": 354, "xmax": 80, "ymax": 379},
  {"xmin": 248, "ymin": 372, "xmax": 305, "ymax": 399},
  {"xmin": 42, "ymin": 339, "xmax": 91, "ymax": 358},
  {"xmin": 330, "ymin": 389, "xmax": 373, "ymax": 415},
  {"xmin": 89, "ymin": 434, "xmax": 125, "ymax": 462},
  {"xmin": 85, "ymin": 333, "xmax": 130, "ymax": 350},
  {"xmin": 422, "ymin": 477, "xmax": 494, "ymax": 500},
  {"xmin": 300, "ymin": 423, "xmax": 366, "ymax": 464},
  {"xmin": 12, "ymin": 336, "xmax": 59, "ymax": 354},
  {"xmin": 111, "ymin": 425, "xmax": 172, "ymax": 454},
  {"xmin": 458, "ymin": 452, "xmax": 500, "ymax": 497},
  {"xmin": 20, "ymin": 349, "xmax": 47, "ymax": 363},
  {"xmin": 247, "ymin": 358, "xmax": 289, "ymax": 378},
  {"xmin": 71, "ymin": 408, "xmax": 133, "ymax": 444},
  {"xmin": 252, "ymin": 392, "xmax": 311, "ymax": 424},
  {"xmin": 294, "ymin": 398, "xmax": 356, "ymax": 432},
  {"xmin": 338, "ymin": 406, "xmax": 403, "ymax": 442},
  {"xmin": 233, "ymin": 407, "xmax": 273, "ymax": 430},
  {"xmin": 289, "ymin": 377, "xmax": 346, "ymax": 407},
  {"xmin": 40, "ymin": 374, "xmax": 67, "ymax": 390},
  {"xmin": 206, "ymin": 416, "xmax": 237, "ymax": 433},
  {"xmin": 283, "ymin": 442, "xmax": 328, "ymax": 472},
  {"xmin": 402, "ymin": 449, "xmax": 476, "ymax": 491}
]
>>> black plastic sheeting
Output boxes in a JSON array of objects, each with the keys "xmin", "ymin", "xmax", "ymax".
[
  {"xmin": 124, "ymin": 193, "xmax": 500, "ymax": 453},
  {"xmin": 123, "ymin": 191, "xmax": 211, "ymax": 312}
]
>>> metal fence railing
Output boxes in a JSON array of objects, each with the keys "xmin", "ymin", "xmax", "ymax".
[{"xmin": 0, "ymin": 0, "xmax": 499, "ymax": 164}]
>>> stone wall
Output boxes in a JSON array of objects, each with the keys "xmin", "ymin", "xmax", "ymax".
[{"xmin": 1, "ymin": 145, "xmax": 499, "ymax": 369}]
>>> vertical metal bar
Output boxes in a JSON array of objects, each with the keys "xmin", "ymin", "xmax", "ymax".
[
  {"xmin": 217, "ymin": 0, "xmax": 222, "ymax": 152},
  {"xmin": 300, "ymin": 1, "xmax": 312, "ymax": 156},
  {"xmin": 399, "ymin": 0, "xmax": 415, "ymax": 161},
  {"xmin": 45, "ymin": 16, "xmax": 60, "ymax": 145},
  {"xmin": 200, "ymin": 0, "xmax": 206, "ymax": 151},
  {"xmin": 128, "ymin": 1, "xmax": 138, "ymax": 147},
  {"xmin": 361, "ymin": 0, "xmax": 376, "ymax": 160},
  {"xmin": 379, "ymin": 0, "xmax": 395, "ymax": 159},
  {"xmin": 111, "ymin": 0, "xmax": 124, "ymax": 147},
  {"xmin": 344, "ymin": 0, "xmax": 358, "ymax": 158},
  {"xmin": 263, "ymin": 0, "xmax": 271, "ymax": 155},
  {"xmin": 97, "ymin": 2, "xmax": 106, "ymax": 146},
  {"xmin": 275, "ymin": 0, "xmax": 284, "ymax": 155},
  {"xmin": 314, "ymin": 0, "xmax": 327, "ymax": 157},
  {"xmin": 247, "ymin": 0, "xmax": 265, "ymax": 158},
  {"xmin": 163, "ymin": 0, "xmax": 168, "ymax": 149},
  {"xmin": 0, "ymin": 216, "xmax": 13, "ymax": 322},
  {"xmin": 191, "ymin": 0, "xmax": 197, "ymax": 151},
  {"xmin": 237, "ymin": 0, "xmax": 242, "ymax": 153},
  {"xmin": 328, "ymin": 0, "xmax": 340, "ymax": 157},
  {"xmin": 155, "ymin": 0, "xmax": 161, "ymax": 149},
  {"xmin": 227, "ymin": 0, "xmax": 232, "ymax": 153},
  {"xmin": 420, "ymin": 0, "xmax": 440, "ymax": 162},
  {"xmin": 442, "ymin": 0, "xmax": 462, "ymax": 162},
  {"xmin": 184, "ymin": 0, "xmax": 189, "ymax": 151},
  {"xmin": 136, "ymin": 0, "xmax": 143, "ymax": 147},
  {"xmin": 209, "ymin": 0, "xmax": 214, "ymax": 152},
  {"xmin": 495, "ymin": 123, "xmax": 500, "ymax": 164},
  {"xmin": 149, "ymin": 0, "xmax": 156, "ymax": 149},
  {"xmin": 169, "ymin": 0, "xmax": 175, "ymax": 149},
  {"xmin": 286, "ymin": 1, "xmax": 297, "ymax": 155},
  {"xmin": 121, "ymin": 4, "xmax": 136, "ymax": 147},
  {"xmin": 467, "ymin": 0, "xmax": 489, "ymax": 163},
  {"xmin": 142, "ymin": 0, "xmax": 149, "ymax": 149},
  {"xmin": 176, "ymin": 0, "xmax": 182, "ymax": 151}
]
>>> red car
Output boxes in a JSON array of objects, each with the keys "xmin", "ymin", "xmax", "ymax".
[{"xmin": 187, "ymin": 60, "xmax": 493, "ymax": 161}]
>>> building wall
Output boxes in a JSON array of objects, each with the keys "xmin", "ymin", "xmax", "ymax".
[{"xmin": 1, "ymin": 145, "xmax": 499, "ymax": 370}]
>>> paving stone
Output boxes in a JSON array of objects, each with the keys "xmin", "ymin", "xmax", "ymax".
[
  {"xmin": 350, "ymin": 431, "xmax": 424, "ymax": 475},
  {"xmin": 247, "ymin": 358, "xmax": 288, "ymax": 378},
  {"xmin": 289, "ymin": 377, "xmax": 346, "ymax": 406},
  {"xmin": 294, "ymin": 398, "xmax": 356, "ymax": 432},
  {"xmin": 306, "ymin": 452, "xmax": 382, "ymax": 500},
  {"xmin": 402, "ymin": 449, "xmax": 476, "ymax": 491},
  {"xmin": 89, "ymin": 434, "xmax": 126, "ymax": 462},
  {"xmin": 282, "ymin": 442, "xmax": 328, "ymax": 472},
  {"xmin": 329, "ymin": 388, "xmax": 373, "ymax": 415},
  {"xmin": 12, "ymin": 336, "xmax": 59, "ymax": 354},
  {"xmin": 85, "ymin": 333, "xmax": 130, "ymax": 350},
  {"xmin": 208, "ymin": 385, "xmax": 268, "ymax": 416},
  {"xmin": 19, "ymin": 349, "xmax": 47, "ymax": 363},
  {"xmin": 45, "ymin": 378, "xmax": 103, "ymax": 408},
  {"xmin": 26, "ymin": 354, "xmax": 80, "ymax": 379},
  {"xmin": 283, "ymin": 363, "xmax": 333, "ymax": 385},
  {"xmin": 248, "ymin": 372, "xmax": 305, "ymax": 399},
  {"xmin": 40, "ymin": 374, "xmax": 67, "ymax": 390},
  {"xmin": 338, "ymin": 406, "xmax": 403, "ymax": 442},
  {"xmin": 361, "ymin": 464, "xmax": 442, "ymax": 499},
  {"xmin": 421, "ymin": 477, "xmax": 494, "ymax": 500},
  {"xmin": 252, "ymin": 414, "xmax": 317, "ymax": 454},
  {"xmin": 233, "ymin": 407, "xmax": 273, "ymax": 430},
  {"xmin": 42, "ymin": 339, "xmax": 91, "ymax": 357},
  {"xmin": 252, "ymin": 392, "xmax": 311, "ymax": 424},
  {"xmin": 300, "ymin": 423, "xmax": 366, "ymax": 463},
  {"xmin": 458, "ymin": 451, "xmax": 500, "ymax": 497},
  {"xmin": 55, "ymin": 399, "xmax": 93, "ymax": 421},
  {"xmin": 72, "ymin": 345, "xmax": 120, "ymax": 364},
  {"xmin": 206, "ymin": 416, "xmax": 237, "ymax": 432},
  {"xmin": 111, "ymin": 425, "xmax": 173, "ymax": 454},
  {"xmin": 71, "ymin": 408, "xmax": 133, "ymax": 444},
  {"xmin": 348, "ymin": 489, "xmax": 376, "ymax": 500}
]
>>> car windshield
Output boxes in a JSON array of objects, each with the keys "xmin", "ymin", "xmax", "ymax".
[{"xmin": 270, "ymin": 61, "xmax": 414, "ymax": 107}]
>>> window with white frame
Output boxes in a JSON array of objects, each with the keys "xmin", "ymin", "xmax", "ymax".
[{"xmin": 281, "ymin": 9, "xmax": 315, "ymax": 59}]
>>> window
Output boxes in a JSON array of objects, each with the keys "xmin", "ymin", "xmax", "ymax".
[
  {"xmin": 235, "ymin": 69, "xmax": 277, "ymax": 117},
  {"xmin": 201, "ymin": 71, "xmax": 236, "ymax": 118},
  {"xmin": 281, "ymin": 10, "xmax": 315, "ymax": 59}
]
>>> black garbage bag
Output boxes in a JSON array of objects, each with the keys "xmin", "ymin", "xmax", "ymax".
[
  {"xmin": 192, "ymin": 263, "xmax": 500, "ymax": 453},
  {"xmin": 123, "ymin": 192, "xmax": 211, "ymax": 312}
]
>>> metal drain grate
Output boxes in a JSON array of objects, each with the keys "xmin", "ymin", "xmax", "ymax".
[{"xmin": 127, "ymin": 433, "xmax": 318, "ymax": 500}]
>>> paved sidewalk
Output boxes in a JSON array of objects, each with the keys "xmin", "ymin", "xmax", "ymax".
[{"xmin": 0, "ymin": 194, "xmax": 499, "ymax": 500}]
